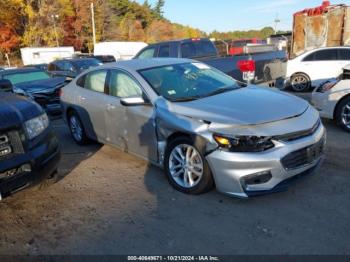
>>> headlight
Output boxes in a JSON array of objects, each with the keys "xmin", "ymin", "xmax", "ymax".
[
  {"xmin": 24, "ymin": 113, "xmax": 49, "ymax": 140},
  {"xmin": 213, "ymin": 134, "xmax": 274, "ymax": 152}
]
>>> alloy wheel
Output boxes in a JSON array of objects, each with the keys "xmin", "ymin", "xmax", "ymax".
[
  {"xmin": 341, "ymin": 103, "xmax": 350, "ymax": 129},
  {"xmin": 291, "ymin": 75, "xmax": 309, "ymax": 92},
  {"xmin": 70, "ymin": 115, "xmax": 83, "ymax": 142},
  {"xmin": 169, "ymin": 144, "xmax": 204, "ymax": 189}
]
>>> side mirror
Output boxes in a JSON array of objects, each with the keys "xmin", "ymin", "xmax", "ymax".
[
  {"xmin": 0, "ymin": 79, "xmax": 13, "ymax": 92},
  {"xmin": 120, "ymin": 96, "xmax": 149, "ymax": 107}
]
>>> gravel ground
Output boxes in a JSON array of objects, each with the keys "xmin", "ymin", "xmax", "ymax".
[{"xmin": 0, "ymin": 115, "xmax": 349, "ymax": 255}]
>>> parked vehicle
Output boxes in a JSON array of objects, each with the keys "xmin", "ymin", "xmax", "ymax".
[
  {"xmin": 0, "ymin": 80, "xmax": 60, "ymax": 199},
  {"xmin": 94, "ymin": 42, "xmax": 148, "ymax": 61},
  {"xmin": 21, "ymin": 47, "xmax": 74, "ymax": 66},
  {"xmin": 47, "ymin": 58, "xmax": 102, "ymax": 79},
  {"xmin": 25, "ymin": 63, "xmax": 48, "ymax": 71},
  {"xmin": 229, "ymin": 38, "xmax": 265, "ymax": 56},
  {"xmin": 291, "ymin": 1, "xmax": 350, "ymax": 59},
  {"xmin": 312, "ymin": 64, "xmax": 350, "ymax": 132},
  {"xmin": 0, "ymin": 68, "xmax": 67, "ymax": 115},
  {"xmin": 61, "ymin": 58, "xmax": 325, "ymax": 198},
  {"xmin": 134, "ymin": 38, "xmax": 287, "ymax": 87},
  {"xmin": 74, "ymin": 54, "xmax": 116, "ymax": 64},
  {"xmin": 286, "ymin": 47, "xmax": 350, "ymax": 92}
]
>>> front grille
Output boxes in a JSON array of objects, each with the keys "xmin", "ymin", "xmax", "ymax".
[
  {"xmin": 281, "ymin": 137, "xmax": 325, "ymax": 170},
  {"xmin": 0, "ymin": 131, "xmax": 24, "ymax": 159},
  {"xmin": 275, "ymin": 119, "xmax": 321, "ymax": 142}
]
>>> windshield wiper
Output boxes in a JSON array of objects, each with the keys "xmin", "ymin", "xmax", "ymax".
[
  {"xmin": 170, "ymin": 96, "xmax": 201, "ymax": 102},
  {"xmin": 204, "ymin": 87, "xmax": 237, "ymax": 98}
]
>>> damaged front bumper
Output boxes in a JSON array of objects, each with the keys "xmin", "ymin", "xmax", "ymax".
[{"xmin": 206, "ymin": 123, "xmax": 326, "ymax": 198}]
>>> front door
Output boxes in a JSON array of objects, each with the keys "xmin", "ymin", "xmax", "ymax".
[{"xmin": 105, "ymin": 69, "xmax": 158, "ymax": 161}]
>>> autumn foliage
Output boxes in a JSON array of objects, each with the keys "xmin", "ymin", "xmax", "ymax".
[{"xmin": 0, "ymin": 0, "xmax": 205, "ymax": 56}]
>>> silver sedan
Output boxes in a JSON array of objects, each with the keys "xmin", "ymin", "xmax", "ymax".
[{"xmin": 61, "ymin": 58, "xmax": 326, "ymax": 198}]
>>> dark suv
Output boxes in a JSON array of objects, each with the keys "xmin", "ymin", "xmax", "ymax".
[
  {"xmin": 0, "ymin": 80, "xmax": 60, "ymax": 199},
  {"xmin": 48, "ymin": 58, "xmax": 102, "ymax": 79}
]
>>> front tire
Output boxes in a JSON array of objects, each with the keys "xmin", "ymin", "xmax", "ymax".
[
  {"xmin": 335, "ymin": 97, "xmax": 350, "ymax": 132},
  {"xmin": 164, "ymin": 137, "xmax": 214, "ymax": 195},
  {"xmin": 290, "ymin": 73, "xmax": 311, "ymax": 92},
  {"xmin": 68, "ymin": 111, "xmax": 89, "ymax": 145}
]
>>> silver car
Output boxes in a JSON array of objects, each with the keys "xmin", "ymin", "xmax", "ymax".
[{"xmin": 61, "ymin": 58, "xmax": 326, "ymax": 198}]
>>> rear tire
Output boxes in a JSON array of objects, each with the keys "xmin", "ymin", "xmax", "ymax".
[
  {"xmin": 290, "ymin": 73, "xmax": 311, "ymax": 92},
  {"xmin": 68, "ymin": 111, "xmax": 89, "ymax": 145},
  {"xmin": 164, "ymin": 136, "xmax": 214, "ymax": 195},
  {"xmin": 335, "ymin": 96, "xmax": 350, "ymax": 132}
]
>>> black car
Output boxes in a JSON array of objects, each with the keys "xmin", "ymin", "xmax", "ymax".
[
  {"xmin": 0, "ymin": 68, "xmax": 67, "ymax": 115},
  {"xmin": 74, "ymin": 54, "xmax": 116, "ymax": 64},
  {"xmin": 47, "ymin": 58, "xmax": 102, "ymax": 79},
  {"xmin": 25, "ymin": 63, "xmax": 49, "ymax": 71},
  {"xmin": 0, "ymin": 80, "xmax": 60, "ymax": 199}
]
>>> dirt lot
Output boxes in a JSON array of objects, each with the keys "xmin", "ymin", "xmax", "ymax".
[{"xmin": 0, "ymin": 116, "xmax": 349, "ymax": 255}]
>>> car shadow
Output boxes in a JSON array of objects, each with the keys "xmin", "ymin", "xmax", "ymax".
[{"xmin": 50, "ymin": 118, "xmax": 102, "ymax": 183}]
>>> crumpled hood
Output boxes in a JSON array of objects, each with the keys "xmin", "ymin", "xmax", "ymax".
[
  {"xmin": 163, "ymin": 86, "xmax": 309, "ymax": 126},
  {"xmin": 0, "ymin": 92, "xmax": 42, "ymax": 129},
  {"xmin": 15, "ymin": 77, "xmax": 66, "ymax": 94}
]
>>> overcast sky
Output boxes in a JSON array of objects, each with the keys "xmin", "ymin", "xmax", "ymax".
[{"xmin": 135, "ymin": 0, "xmax": 348, "ymax": 32}]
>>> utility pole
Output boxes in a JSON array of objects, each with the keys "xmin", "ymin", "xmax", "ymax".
[
  {"xmin": 274, "ymin": 13, "xmax": 281, "ymax": 35},
  {"xmin": 91, "ymin": 2, "xmax": 96, "ymax": 50},
  {"xmin": 51, "ymin": 14, "xmax": 60, "ymax": 47}
]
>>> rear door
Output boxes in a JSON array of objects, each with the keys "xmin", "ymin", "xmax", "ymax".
[
  {"xmin": 302, "ymin": 49, "xmax": 339, "ymax": 82},
  {"xmin": 76, "ymin": 69, "xmax": 109, "ymax": 142},
  {"xmin": 337, "ymin": 49, "xmax": 350, "ymax": 69},
  {"xmin": 104, "ymin": 69, "xmax": 157, "ymax": 161}
]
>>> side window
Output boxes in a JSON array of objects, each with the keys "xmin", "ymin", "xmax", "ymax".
[
  {"xmin": 108, "ymin": 70, "xmax": 142, "ymax": 98},
  {"xmin": 303, "ymin": 53, "xmax": 315, "ymax": 62},
  {"xmin": 76, "ymin": 74, "xmax": 86, "ymax": 87},
  {"xmin": 181, "ymin": 43, "xmax": 196, "ymax": 58},
  {"xmin": 48, "ymin": 63, "xmax": 56, "ymax": 71},
  {"xmin": 84, "ymin": 70, "xmax": 107, "ymax": 93},
  {"xmin": 313, "ymin": 49, "xmax": 337, "ymax": 61},
  {"xmin": 137, "ymin": 47, "xmax": 156, "ymax": 59},
  {"xmin": 338, "ymin": 49, "xmax": 350, "ymax": 60},
  {"xmin": 158, "ymin": 45, "xmax": 170, "ymax": 57}
]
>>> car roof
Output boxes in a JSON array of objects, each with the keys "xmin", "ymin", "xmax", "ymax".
[
  {"xmin": 0, "ymin": 67, "xmax": 43, "ymax": 75},
  {"xmin": 99, "ymin": 58, "xmax": 195, "ymax": 71},
  {"xmin": 51, "ymin": 58, "xmax": 98, "ymax": 63}
]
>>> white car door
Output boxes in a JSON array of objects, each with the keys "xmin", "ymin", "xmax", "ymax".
[
  {"xmin": 337, "ymin": 48, "xmax": 350, "ymax": 71},
  {"xmin": 302, "ymin": 49, "xmax": 341, "ymax": 84}
]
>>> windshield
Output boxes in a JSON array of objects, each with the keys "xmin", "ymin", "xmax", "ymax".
[
  {"xmin": 3, "ymin": 71, "xmax": 50, "ymax": 85},
  {"xmin": 73, "ymin": 59, "xmax": 102, "ymax": 72},
  {"xmin": 139, "ymin": 62, "xmax": 240, "ymax": 101}
]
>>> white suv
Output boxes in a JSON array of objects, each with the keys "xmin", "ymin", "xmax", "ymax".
[{"xmin": 287, "ymin": 47, "xmax": 350, "ymax": 92}]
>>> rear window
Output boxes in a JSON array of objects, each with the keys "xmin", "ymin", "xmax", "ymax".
[
  {"xmin": 3, "ymin": 71, "xmax": 50, "ymax": 85},
  {"xmin": 180, "ymin": 41, "xmax": 217, "ymax": 58}
]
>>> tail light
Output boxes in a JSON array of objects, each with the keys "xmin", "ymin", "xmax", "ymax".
[
  {"xmin": 319, "ymin": 81, "xmax": 338, "ymax": 93},
  {"xmin": 58, "ymin": 88, "xmax": 63, "ymax": 97},
  {"xmin": 237, "ymin": 60, "xmax": 256, "ymax": 72},
  {"xmin": 237, "ymin": 60, "xmax": 256, "ymax": 82}
]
